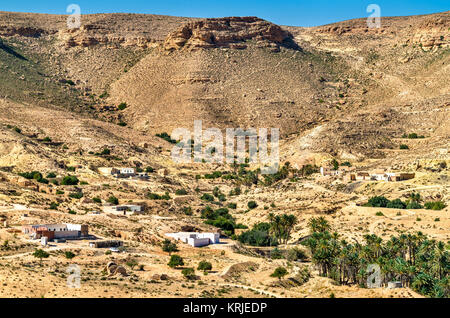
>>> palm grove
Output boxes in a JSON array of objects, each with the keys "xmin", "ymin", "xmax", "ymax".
[{"xmin": 302, "ymin": 217, "xmax": 449, "ymax": 298}]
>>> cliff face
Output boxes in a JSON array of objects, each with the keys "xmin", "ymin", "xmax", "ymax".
[{"xmin": 164, "ymin": 17, "xmax": 294, "ymax": 51}]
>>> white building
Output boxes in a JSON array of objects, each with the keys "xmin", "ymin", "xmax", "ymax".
[
  {"xmin": 105, "ymin": 205, "xmax": 145, "ymax": 216},
  {"xmin": 165, "ymin": 232, "xmax": 220, "ymax": 247}
]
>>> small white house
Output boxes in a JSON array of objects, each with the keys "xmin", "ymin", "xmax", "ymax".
[
  {"xmin": 165, "ymin": 232, "xmax": 220, "ymax": 247},
  {"xmin": 107, "ymin": 205, "xmax": 144, "ymax": 216}
]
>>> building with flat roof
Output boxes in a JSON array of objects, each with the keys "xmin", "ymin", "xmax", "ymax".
[
  {"xmin": 165, "ymin": 232, "xmax": 220, "ymax": 247},
  {"xmin": 22, "ymin": 223, "xmax": 89, "ymax": 240}
]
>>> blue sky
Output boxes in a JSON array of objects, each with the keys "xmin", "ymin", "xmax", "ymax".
[{"xmin": 1, "ymin": 0, "xmax": 449, "ymax": 26}]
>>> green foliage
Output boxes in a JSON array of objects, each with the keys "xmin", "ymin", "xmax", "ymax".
[
  {"xmin": 69, "ymin": 192, "xmax": 83, "ymax": 199},
  {"xmin": 145, "ymin": 166, "xmax": 154, "ymax": 173},
  {"xmin": 168, "ymin": 255, "xmax": 184, "ymax": 268},
  {"xmin": 183, "ymin": 206, "xmax": 193, "ymax": 216},
  {"xmin": 92, "ymin": 197, "xmax": 102, "ymax": 204},
  {"xmin": 366, "ymin": 196, "xmax": 390, "ymax": 208},
  {"xmin": 126, "ymin": 259, "xmax": 139, "ymax": 270},
  {"xmin": 400, "ymin": 144, "xmax": 409, "ymax": 150},
  {"xmin": 117, "ymin": 102, "xmax": 127, "ymax": 110},
  {"xmin": 175, "ymin": 189, "xmax": 188, "ymax": 195},
  {"xmin": 33, "ymin": 249, "xmax": 49, "ymax": 265},
  {"xmin": 18, "ymin": 171, "xmax": 48, "ymax": 184},
  {"xmin": 162, "ymin": 239, "xmax": 179, "ymax": 255},
  {"xmin": 46, "ymin": 172, "xmax": 56, "ymax": 178},
  {"xmin": 61, "ymin": 175, "xmax": 79, "ymax": 185},
  {"xmin": 156, "ymin": 132, "xmax": 177, "ymax": 144},
  {"xmin": 424, "ymin": 201, "xmax": 446, "ymax": 211},
  {"xmin": 307, "ymin": 216, "xmax": 330, "ymax": 233},
  {"xmin": 387, "ymin": 199, "xmax": 407, "ymax": 209},
  {"xmin": 197, "ymin": 261, "xmax": 212, "ymax": 272},
  {"xmin": 247, "ymin": 201, "xmax": 258, "ymax": 209},
  {"xmin": 271, "ymin": 267, "xmax": 288, "ymax": 280},
  {"xmin": 64, "ymin": 251, "xmax": 75, "ymax": 259},
  {"xmin": 301, "ymin": 230, "xmax": 449, "ymax": 298},
  {"xmin": 238, "ymin": 222, "xmax": 278, "ymax": 247},
  {"xmin": 100, "ymin": 148, "xmax": 111, "ymax": 156},
  {"xmin": 201, "ymin": 193, "xmax": 215, "ymax": 202},
  {"xmin": 182, "ymin": 268, "xmax": 196, "ymax": 280},
  {"xmin": 227, "ymin": 203, "xmax": 237, "ymax": 209},
  {"xmin": 49, "ymin": 202, "xmax": 59, "ymax": 210},
  {"xmin": 107, "ymin": 196, "xmax": 119, "ymax": 205},
  {"xmin": 331, "ymin": 159, "xmax": 339, "ymax": 170}
]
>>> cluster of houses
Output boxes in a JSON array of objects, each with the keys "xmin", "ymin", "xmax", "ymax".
[
  {"xmin": 22, "ymin": 223, "xmax": 89, "ymax": 241},
  {"xmin": 165, "ymin": 232, "xmax": 220, "ymax": 247},
  {"xmin": 98, "ymin": 167, "xmax": 149, "ymax": 180},
  {"xmin": 320, "ymin": 166, "xmax": 415, "ymax": 182}
]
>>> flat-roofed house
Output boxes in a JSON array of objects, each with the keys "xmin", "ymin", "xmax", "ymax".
[
  {"xmin": 22, "ymin": 223, "xmax": 89, "ymax": 240},
  {"xmin": 165, "ymin": 232, "xmax": 220, "ymax": 247}
]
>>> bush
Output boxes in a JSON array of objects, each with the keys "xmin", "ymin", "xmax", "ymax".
[
  {"xmin": 107, "ymin": 196, "xmax": 119, "ymax": 205},
  {"xmin": 147, "ymin": 193, "xmax": 162, "ymax": 200},
  {"xmin": 93, "ymin": 197, "xmax": 102, "ymax": 204},
  {"xmin": 156, "ymin": 132, "xmax": 177, "ymax": 144},
  {"xmin": 424, "ymin": 201, "xmax": 446, "ymax": 211},
  {"xmin": 65, "ymin": 251, "xmax": 75, "ymax": 259},
  {"xmin": 197, "ymin": 261, "xmax": 212, "ymax": 272},
  {"xmin": 406, "ymin": 201, "xmax": 423, "ymax": 209},
  {"xmin": 168, "ymin": 255, "xmax": 184, "ymax": 268},
  {"xmin": 270, "ymin": 265, "xmax": 288, "ymax": 279},
  {"xmin": 175, "ymin": 189, "xmax": 188, "ymax": 195},
  {"xmin": 386, "ymin": 199, "xmax": 406, "ymax": 209},
  {"xmin": 182, "ymin": 268, "xmax": 196, "ymax": 280},
  {"xmin": 46, "ymin": 172, "xmax": 56, "ymax": 178},
  {"xmin": 400, "ymin": 144, "xmax": 409, "ymax": 150},
  {"xmin": 162, "ymin": 239, "xmax": 178, "ymax": 255},
  {"xmin": 183, "ymin": 206, "xmax": 193, "ymax": 216},
  {"xmin": 100, "ymin": 148, "xmax": 111, "ymax": 156},
  {"xmin": 69, "ymin": 192, "xmax": 83, "ymax": 199},
  {"xmin": 201, "ymin": 193, "xmax": 214, "ymax": 202},
  {"xmin": 145, "ymin": 167, "xmax": 154, "ymax": 173},
  {"xmin": 238, "ymin": 223, "xmax": 277, "ymax": 247},
  {"xmin": 247, "ymin": 201, "xmax": 258, "ymax": 209},
  {"xmin": 118, "ymin": 103, "xmax": 127, "ymax": 110},
  {"xmin": 61, "ymin": 176, "xmax": 79, "ymax": 185},
  {"xmin": 49, "ymin": 202, "xmax": 59, "ymax": 210},
  {"xmin": 366, "ymin": 196, "xmax": 390, "ymax": 208},
  {"xmin": 227, "ymin": 203, "xmax": 237, "ymax": 209}
]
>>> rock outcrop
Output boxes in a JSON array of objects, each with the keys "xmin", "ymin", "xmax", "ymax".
[
  {"xmin": 0, "ymin": 25, "xmax": 48, "ymax": 37},
  {"xmin": 164, "ymin": 16, "xmax": 294, "ymax": 51}
]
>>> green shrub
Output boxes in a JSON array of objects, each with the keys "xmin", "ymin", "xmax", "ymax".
[
  {"xmin": 198, "ymin": 261, "xmax": 212, "ymax": 271},
  {"xmin": 69, "ymin": 192, "xmax": 83, "ymax": 199},
  {"xmin": 61, "ymin": 176, "xmax": 79, "ymax": 185},
  {"xmin": 175, "ymin": 189, "xmax": 188, "ymax": 195},
  {"xmin": 247, "ymin": 201, "xmax": 258, "ymax": 209},
  {"xmin": 182, "ymin": 268, "xmax": 196, "ymax": 280},
  {"xmin": 46, "ymin": 172, "xmax": 57, "ymax": 178},
  {"xmin": 424, "ymin": 201, "xmax": 446, "ymax": 211},
  {"xmin": 147, "ymin": 193, "xmax": 162, "ymax": 200},
  {"xmin": 366, "ymin": 196, "xmax": 390, "ymax": 208},
  {"xmin": 201, "ymin": 193, "xmax": 214, "ymax": 202},
  {"xmin": 93, "ymin": 197, "xmax": 102, "ymax": 204},
  {"xmin": 107, "ymin": 196, "xmax": 119, "ymax": 205},
  {"xmin": 400, "ymin": 144, "xmax": 409, "ymax": 150},
  {"xmin": 387, "ymin": 199, "xmax": 406, "ymax": 209},
  {"xmin": 168, "ymin": 255, "xmax": 184, "ymax": 268},
  {"xmin": 406, "ymin": 201, "xmax": 423, "ymax": 209},
  {"xmin": 118, "ymin": 103, "xmax": 127, "ymax": 110},
  {"xmin": 227, "ymin": 203, "xmax": 237, "ymax": 209}
]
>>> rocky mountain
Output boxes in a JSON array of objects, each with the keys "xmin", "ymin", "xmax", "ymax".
[{"xmin": 0, "ymin": 11, "xmax": 448, "ymax": 166}]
